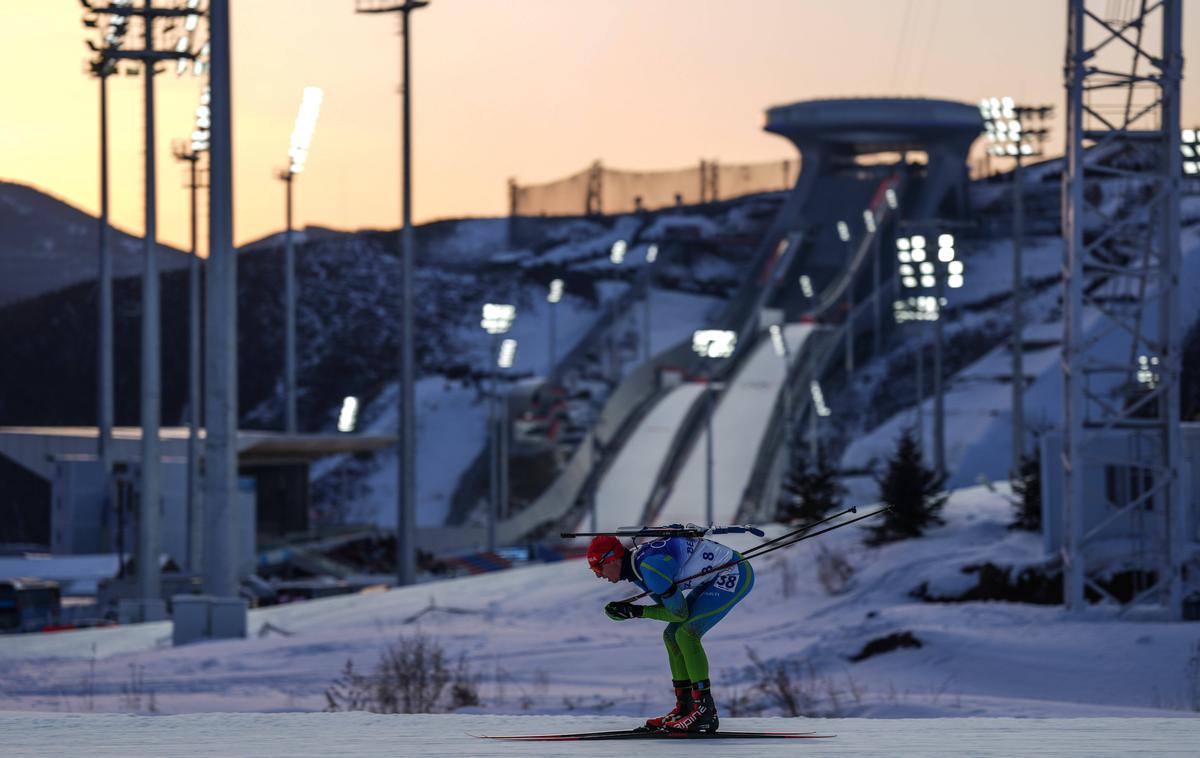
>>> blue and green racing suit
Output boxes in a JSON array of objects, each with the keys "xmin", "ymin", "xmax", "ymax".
[{"xmin": 625, "ymin": 536, "xmax": 755, "ymax": 685}]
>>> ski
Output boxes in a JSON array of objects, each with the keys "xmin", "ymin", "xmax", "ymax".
[{"xmin": 472, "ymin": 728, "xmax": 831, "ymax": 741}]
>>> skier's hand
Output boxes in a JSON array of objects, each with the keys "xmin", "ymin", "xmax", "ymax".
[{"xmin": 604, "ymin": 601, "xmax": 643, "ymax": 621}]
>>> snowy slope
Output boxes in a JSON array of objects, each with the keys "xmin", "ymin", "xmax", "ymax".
[
  {"xmin": 592, "ymin": 383, "xmax": 707, "ymax": 531},
  {"xmin": 656, "ymin": 324, "xmax": 814, "ymax": 526},
  {"xmin": 2, "ymin": 485, "xmax": 1196, "ymax": 721}
]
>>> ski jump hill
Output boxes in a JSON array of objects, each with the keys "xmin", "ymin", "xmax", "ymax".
[{"xmin": 589, "ymin": 97, "xmax": 983, "ymax": 532}]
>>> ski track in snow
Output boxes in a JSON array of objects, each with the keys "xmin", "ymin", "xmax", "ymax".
[{"xmin": 0, "ymin": 714, "xmax": 1197, "ymax": 757}]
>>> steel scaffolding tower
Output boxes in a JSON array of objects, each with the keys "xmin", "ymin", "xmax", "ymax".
[{"xmin": 1062, "ymin": 0, "xmax": 1185, "ymax": 618}]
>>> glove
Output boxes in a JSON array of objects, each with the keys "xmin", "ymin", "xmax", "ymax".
[{"xmin": 604, "ymin": 601, "xmax": 643, "ymax": 621}]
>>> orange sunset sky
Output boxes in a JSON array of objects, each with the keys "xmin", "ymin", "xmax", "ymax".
[{"xmin": 3, "ymin": 1, "xmax": 1198, "ymax": 253}]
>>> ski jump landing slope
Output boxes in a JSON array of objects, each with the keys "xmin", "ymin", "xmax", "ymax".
[
  {"xmin": 591, "ymin": 382, "xmax": 708, "ymax": 531},
  {"xmin": 654, "ymin": 323, "xmax": 814, "ymax": 527}
]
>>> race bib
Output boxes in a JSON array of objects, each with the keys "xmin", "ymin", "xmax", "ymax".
[{"xmin": 711, "ymin": 571, "xmax": 739, "ymax": 592}]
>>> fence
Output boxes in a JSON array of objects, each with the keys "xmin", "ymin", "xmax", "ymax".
[{"xmin": 510, "ymin": 159, "xmax": 798, "ymax": 217}]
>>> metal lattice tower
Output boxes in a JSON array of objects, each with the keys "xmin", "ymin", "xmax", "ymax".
[{"xmin": 1062, "ymin": 0, "xmax": 1185, "ymax": 617}]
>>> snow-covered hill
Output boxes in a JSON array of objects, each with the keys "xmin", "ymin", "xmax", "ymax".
[
  {"xmin": 1, "ymin": 486, "xmax": 1196, "ymax": 720},
  {"xmin": 0, "ymin": 180, "xmax": 188, "ymax": 307}
]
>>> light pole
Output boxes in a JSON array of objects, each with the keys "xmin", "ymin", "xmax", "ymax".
[
  {"xmin": 481, "ymin": 303, "xmax": 515, "ymax": 551},
  {"xmin": 87, "ymin": 0, "xmax": 195, "ymax": 619},
  {"xmin": 497, "ymin": 337, "xmax": 517, "ymax": 522},
  {"xmin": 896, "ymin": 233, "xmax": 965, "ymax": 478},
  {"xmin": 277, "ymin": 86, "xmax": 323, "ymax": 434},
  {"xmin": 980, "ymin": 97, "xmax": 1051, "ymax": 476},
  {"xmin": 691, "ymin": 329, "xmax": 736, "ymax": 525},
  {"xmin": 82, "ymin": 2, "xmax": 131, "ymax": 477},
  {"xmin": 546, "ymin": 278, "xmax": 563, "ymax": 376},
  {"xmin": 172, "ymin": 86, "xmax": 209, "ymax": 573},
  {"xmin": 355, "ymin": 0, "xmax": 429, "ymax": 586}
]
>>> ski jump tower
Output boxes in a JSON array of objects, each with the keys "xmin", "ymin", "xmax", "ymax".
[
  {"xmin": 1062, "ymin": 0, "xmax": 1189, "ymax": 618},
  {"xmin": 764, "ymin": 97, "xmax": 982, "ymax": 224}
]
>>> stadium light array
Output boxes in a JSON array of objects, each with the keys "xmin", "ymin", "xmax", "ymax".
[
  {"xmin": 896, "ymin": 233, "xmax": 964, "ymax": 294},
  {"xmin": 191, "ymin": 86, "xmax": 211, "ymax": 152},
  {"xmin": 288, "ymin": 86, "xmax": 323, "ymax": 174},
  {"xmin": 1136, "ymin": 354, "xmax": 1160, "ymax": 388},
  {"xmin": 979, "ymin": 96, "xmax": 1051, "ymax": 159},
  {"xmin": 863, "ymin": 209, "xmax": 877, "ymax": 234},
  {"xmin": 692, "ymin": 329, "xmax": 737, "ymax": 359},
  {"xmin": 885, "ymin": 187, "xmax": 898, "ymax": 210},
  {"xmin": 481, "ymin": 303, "xmax": 516, "ymax": 334},
  {"xmin": 610, "ymin": 239, "xmax": 627, "ymax": 264},
  {"xmin": 547, "ymin": 278, "xmax": 564, "ymax": 304},
  {"xmin": 799, "ymin": 274, "xmax": 814, "ymax": 299},
  {"xmin": 837, "ymin": 221, "xmax": 850, "ymax": 242},
  {"xmin": 1182, "ymin": 129, "xmax": 1199, "ymax": 175},
  {"xmin": 646, "ymin": 244, "xmax": 659, "ymax": 263}
]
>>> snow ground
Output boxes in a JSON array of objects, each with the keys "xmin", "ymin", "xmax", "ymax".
[
  {"xmin": 3, "ymin": 486, "xmax": 1197, "ymax": 724},
  {"xmin": 0, "ymin": 713, "xmax": 1197, "ymax": 758}
]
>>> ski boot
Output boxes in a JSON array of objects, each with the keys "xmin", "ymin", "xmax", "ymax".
[
  {"xmin": 664, "ymin": 683, "xmax": 719, "ymax": 734},
  {"xmin": 638, "ymin": 680, "xmax": 692, "ymax": 732}
]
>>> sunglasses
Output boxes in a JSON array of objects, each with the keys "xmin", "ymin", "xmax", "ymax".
[{"xmin": 589, "ymin": 548, "xmax": 618, "ymax": 574}]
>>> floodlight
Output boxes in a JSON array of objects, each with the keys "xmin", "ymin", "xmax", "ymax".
[
  {"xmin": 896, "ymin": 238, "xmax": 911, "ymax": 251},
  {"xmin": 1020, "ymin": 144, "xmax": 1034, "ymax": 155},
  {"xmin": 769, "ymin": 324, "xmax": 786, "ymax": 357},
  {"xmin": 799, "ymin": 274, "xmax": 814, "ymax": 298},
  {"xmin": 1182, "ymin": 145, "xmax": 1195, "ymax": 158},
  {"xmin": 481, "ymin": 303, "xmax": 516, "ymax": 334},
  {"xmin": 899, "ymin": 264, "xmax": 914, "ymax": 276},
  {"xmin": 608, "ymin": 239, "xmax": 628, "ymax": 264},
  {"xmin": 921, "ymin": 275, "xmax": 936, "ymax": 288},
  {"xmin": 646, "ymin": 244, "xmax": 658, "ymax": 263},
  {"xmin": 911, "ymin": 235, "xmax": 926, "ymax": 249},
  {"xmin": 919, "ymin": 261, "xmax": 934, "ymax": 274},
  {"xmin": 911, "ymin": 248, "xmax": 926, "ymax": 263},
  {"xmin": 947, "ymin": 274, "xmax": 964, "ymax": 289},
  {"xmin": 498, "ymin": 339, "xmax": 517, "ymax": 369},
  {"xmin": 1007, "ymin": 144, "xmax": 1019, "ymax": 156},
  {"xmin": 863, "ymin": 209, "xmax": 877, "ymax": 233},
  {"xmin": 837, "ymin": 221, "xmax": 850, "ymax": 242},
  {"xmin": 810, "ymin": 381, "xmax": 831, "ymax": 417},
  {"xmin": 948, "ymin": 260, "xmax": 964, "ymax": 275},
  {"xmin": 337, "ymin": 396, "xmax": 359, "ymax": 433},
  {"xmin": 1186, "ymin": 163, "xmax": 1199, "ymax": 176},
  {"xmin": 886, "ymin": 188, "xmax": 898, "ymax": 209},
  {"xmin": 287, "ymin": 86, "xmax": 323, "ymax": 174},
  {"xmin": 938, "ymin": 246, "xmax": 955, "ymax": 263},
  {"xmin": 547, "ymin": 278, "xmax": 564, "ymax": 303},
  {"xmin": 902, "ymin": 276, "xmax": 918, "ymax": 289},
  {"xmin": 898, "ymin": 250, "xmax": 912, "ymax": 264},
  {"xmin": 937, "ymin": 234, "xmax": 953, "ymax": 248},
  {"xmin": 691, "ymin": 329, "xmax": 737, "ymax": 359},
  {"xmin": 1183, "ymin": 129, "xmax": 1196, "ymax": 144}
]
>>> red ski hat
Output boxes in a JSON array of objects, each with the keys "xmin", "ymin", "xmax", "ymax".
[{"xmin": 587, "ymin": 535, "xmax": 626, "ymax": 572}]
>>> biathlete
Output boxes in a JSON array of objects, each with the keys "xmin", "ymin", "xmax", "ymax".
[{"xmin": 587, "ymin": 533, "xmax": 755, "ymax": 733}]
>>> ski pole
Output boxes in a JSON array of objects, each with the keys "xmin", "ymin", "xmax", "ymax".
[{"xmin": 616, "ymin": 506, "xmax": 888, "ymax": 604}]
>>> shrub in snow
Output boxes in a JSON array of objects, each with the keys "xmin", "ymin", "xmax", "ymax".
[
  {"xmin": 816, "ymin": 543, "xmax": 856, "ymax": 595},
  {"xmin": 1009, "ymin": 447, "xmax": 1043, "ymax": 532},
  {"xmin": 847, "ymin": 631, "xmax": 923, "ymax": 662},
  {"xmin": 778, "ymin": 449, "xmax": 845, "ymax": 525},
  {"xmin": 324, "ymin": 632, "xmax": 479, "ymax": 713},
  {"xmin": 868, "ymin": 427, "xmax": 947, "ymax": 545}
]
